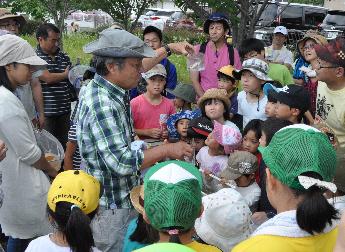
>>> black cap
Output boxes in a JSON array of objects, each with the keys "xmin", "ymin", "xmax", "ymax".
[
  {"xmin": 187, "ymin": 117, "xmax": 213, "ymax": 139},
  {"xmin": 270, "ymin": 84, "xmax": 310, "ymax": 113}
]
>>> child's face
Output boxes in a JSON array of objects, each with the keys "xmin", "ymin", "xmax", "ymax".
[
  {"xmin": 205, "ymin": 132, "xmax": 221, "ymax": 150},
  {"xmin": 174, "ymin": 97, "xmax": 185, "ymax": 110},
  {"xmin": 235, "ymin": 174, "xmax": 255, "ymax": 187},
  {"xmin": 204, "ymin": 99, "xmax": 225, "ymax": 121},
  {"xmin": 265, "ymin": 101, "xmax": 277, "ymax": 118},
  {"xmin": 146, "ymin": 75, "xmax": 166, "ymax": 96},
  {"xmin": 303, "ymin": 39, "xmax": 317, "ymax": 62},
  {"xmin": 259, "ymin": 131, "xmax": 267, "ymax": 147},
  {"xmin": 218, "ymin": 76, "xmax": 236, "ymax": 93},
  {"xmin": 243, "ymin": 50, "xmax": 265, "ymax": 61},
  {"xmin": 242, "ymin": 130, "xmax": 260, "ymax": 154},
  {"xmin": 241, "ymin": 70, "xmax": 263, "ymax": 93},
  {"xmin": 275, "ymin": 101, "xmax": 296, "ymax": 121},
  {"xmin": 176, "ymin": 118, "xmax": 190, "ymax": 137}
]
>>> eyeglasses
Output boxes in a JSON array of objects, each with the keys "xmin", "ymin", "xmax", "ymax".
[
  {"xmin": 316, "ymin": 60, "xmax": 340, "ymax": 70},
  {"xmin": 303, "ymin": 44, "xmax": 315, "ymax": 50}
]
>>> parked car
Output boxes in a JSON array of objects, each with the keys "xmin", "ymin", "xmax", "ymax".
[
  {"xmin": 166, "ymin": 11, "xmax": 196, "ymax": 29},
  {"xmin": 256, "ymin": 2, "xmax": 327, "ymax": 30},
  {"xmin": 143, "ymin": 10, "xmax": 176, "ymax": 30},
  {"xmin": 320, "ymin": 10, "xmax": 345, "ymax": 40},
  {"xmin": 136, "ymin": 9, "xmax": 159, "ymax": 28},
  {"xmin": 254, "ymin": 2, "xmax": 327, "ymax": 50}
]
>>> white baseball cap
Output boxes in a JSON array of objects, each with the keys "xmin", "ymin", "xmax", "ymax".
[
  {"xmin": 195, "ymin": 188, "xmax": 252, "ymax": 252},
  {"xmin": 274, "ymin": 26, "xmax": 288, "ymax": 36}
]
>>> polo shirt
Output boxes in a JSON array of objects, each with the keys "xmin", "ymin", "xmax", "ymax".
[{"xmin": 36, "ymin": 46, "xmax": 72, "ymax": 116}]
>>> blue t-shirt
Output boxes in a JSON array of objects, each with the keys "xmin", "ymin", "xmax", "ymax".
[{"xmin": 123, "ymin": 218, "xmax": 148, "ymax": 252}]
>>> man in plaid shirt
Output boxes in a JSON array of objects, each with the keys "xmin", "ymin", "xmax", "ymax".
[{"xmin": 78, "ymin": 28, "xmax": 194, "ymax": 252}]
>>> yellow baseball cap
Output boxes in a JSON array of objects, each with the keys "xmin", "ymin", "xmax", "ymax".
[
  {"xmin": 218, "ymin": 65, "xmax": 236, "ymax": 79},
  {"xmin": 48, "ymin": 170, "xmax": 101, "ymax": 214}
]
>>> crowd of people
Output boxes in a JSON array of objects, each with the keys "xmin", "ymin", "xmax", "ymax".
[{"xmin": 0, "ymin": 8, "xmax": 344, "ymax": 252}]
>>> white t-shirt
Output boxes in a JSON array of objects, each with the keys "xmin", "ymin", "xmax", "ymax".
[
  {"xmin": 196, "ymin": 146, "xmax": 228, "ymax": 193},
  {"xmin": 25, "ymin": 234, "xmax": 101, "ymax": 252},
  {"xmin": 236, "ymin": 182, "xmax": 261, "ymax": 212},
  {"xmin": 237, "ymin": 91, "xmax": 268, "ymax": 128},
  {"xmin": 328, "ymin": 195, "xmax": 345, "ymax": 214},
  {"xmin": 265, "ymin": 45, "xmax": 293, "ymax": 66}
]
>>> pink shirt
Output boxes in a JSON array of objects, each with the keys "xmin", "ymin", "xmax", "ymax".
[
  {"xmin": 195, "ymin": 41, "xmax": 242, "ymax": 92},
  {"xmin": 130, "ymin": 94, "xmax": 176, "ymax": 130}
]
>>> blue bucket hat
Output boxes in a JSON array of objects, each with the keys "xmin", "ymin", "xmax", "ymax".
[
  {"xmin": 203, "ymin": 13, "xmax": 230, "ymax": 34},
  {"xmin": 167, "ymin": 110, "xmax": 200, "ymax": 139}
]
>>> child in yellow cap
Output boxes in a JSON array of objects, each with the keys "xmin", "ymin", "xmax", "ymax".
[
  {"xmin": 217, "ymin": 65, "xmax": 238, "ymax": 120},
  {"xmin": 25, "ymin": 170, "xmax": 101, "ymax": 252}
]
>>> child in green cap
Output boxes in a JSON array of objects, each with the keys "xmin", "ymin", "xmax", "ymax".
[
  {"xmin": 142, "ymin": 160, "xmax": 221, "ymax": 252},
  {"xmin": 233, "ymin": 124, "xmax": 339, "ymax": 252}
]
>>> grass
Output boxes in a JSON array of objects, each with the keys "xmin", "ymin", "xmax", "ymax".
[{"xmin": 22, "ymin": 33, "xmax": 190, "ymax": 83}]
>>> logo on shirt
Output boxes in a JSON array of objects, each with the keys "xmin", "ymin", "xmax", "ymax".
[{"xmin": 316, "ymin": 94, "xmax": 334, "ymax": 120}]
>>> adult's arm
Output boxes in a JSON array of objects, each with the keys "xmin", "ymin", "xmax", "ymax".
[
  {"xmin": 31, "ymin": 78, "xmax": 45, "ymax": 128},
  {"xmin": 190, "ymin": 71, "xmax": 204, "ymax": 98},
  {"xmin": 38, "ymin": 67, "xmax": 69, "ymax": 84},
  {"xmin": 0, "ymin": 114, "xmax": 57, "ymax": 177},
  {"xmin": 142, "ymin": 42, "xmax": 195, "ymax": 72}
]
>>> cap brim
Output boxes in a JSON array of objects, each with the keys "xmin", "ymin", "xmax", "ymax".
[
  {"xmin": 233, "ymin": 68, "xmax": 272, "ymax": 82},
  {"xmin": 83, "ymin": 40, "xmax": 156, "ymax": 58},
  {"xmin": 314, "ymin": 44, "xmax": 335, "ymax": 64},
  {"xmin": 17, "ymin": 55, "xmax": 47, "ymax": 66},
  {"xmin": 130, "ymin": 185, "xmax": 144, "ymax": 214}
]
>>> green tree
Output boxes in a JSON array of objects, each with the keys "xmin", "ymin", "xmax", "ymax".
[
  {"xmin": 88, "ymin": 0, "xmax": 159, "ymax": 32},
  {"xmin": 174, "ymin": 0, "xmax": 280, "ymax": 46}
]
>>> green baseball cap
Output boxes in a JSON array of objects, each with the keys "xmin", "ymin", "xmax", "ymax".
[
  {"xmin": 144, "ymin": 160, "xmax": 202, "ymax": 232},
  {"xmin": 258, "ymin": 124, "xmax": 337, "ymax": 191}
]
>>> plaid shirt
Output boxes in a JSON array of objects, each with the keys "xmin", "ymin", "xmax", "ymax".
[{"xmin": 77, "ymin": 74, "xmax": 144, "ymax": 209}]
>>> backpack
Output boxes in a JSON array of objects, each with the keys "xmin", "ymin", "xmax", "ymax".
[
  {"xmin": 136, "ymin": 59, "xmax": 171, "ymax": 97},
  {"xmin": 199, "ymin": 41, "xmax": 235, "ymax": 66}
]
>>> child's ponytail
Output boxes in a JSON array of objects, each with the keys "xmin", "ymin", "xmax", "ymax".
[
  {"xmin": 49, "ymin": 202, "xmax": 97, "ymax": 252},
  {"xmin": 295, "ymin": 172, "xmax": 339, "ymax": 234}
]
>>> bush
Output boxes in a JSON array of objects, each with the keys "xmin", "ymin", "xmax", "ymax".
[{"xmin": 163, "ymin": 27, "xmax": 207, "ymax": 45}]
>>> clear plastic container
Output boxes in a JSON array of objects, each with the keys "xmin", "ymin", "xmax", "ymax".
[
  {"xmin": 187, "ymin": 53, "xmax": 205, "ymax": 71},
  {"xmin": 34, "ymin": 129, "xmax": 64, "ymax": 171}
]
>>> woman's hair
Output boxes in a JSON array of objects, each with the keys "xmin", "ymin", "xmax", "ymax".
[
  {"xmin": 129, "ymin": 214, "xmax": 159, "ymax": 244},
  {"xmin": 48, "ymin": 202, "xmax": 98, "ymax": 252},
  {"xmin": 0, "ymin": 64, "xmax": 15, "ymax": 92},
  {"xmin": 200, "ymin": 98, "xmax": 230, "ymax": 121},
  {"xmin": 294, "ymin": 172, "xmax": 339, "ymax": 234},
  {"xmin": 243, "ymin": 119, "xmax": 263, "ymax": 140},
  {"xmin": 262, "ymin": 118, "xmax": 292, "ymax": 145}
]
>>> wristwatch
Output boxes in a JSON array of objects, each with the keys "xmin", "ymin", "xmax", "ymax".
[{"xmin": 164, "ymin": 45, "xmax": 172, "ymax": 57}]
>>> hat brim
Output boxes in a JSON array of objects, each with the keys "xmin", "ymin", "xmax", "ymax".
[
  {"xmin": 166, "ymin": 88, "xmax": 195, "ymax": 103},
  {"xmin": 130, "ymin": 185, "xmax": 144, "ymax": 214},
  {"xmin": 0, "ymin": 15, "xmax": 26, "ymax": 27},
  {"xmin": 83, "ymin": 39, "xmax": 156, "ymax": 58},
  {"xmin": 143, "ymin": 72, "xmax": 166, "ymax": 80},
  {"xmin": 233, "ymin": 68, "xmax": 272, "ymax": 82},
  {"xmin": 195, "ymin": 207, "xmax": 251, "ymax": 251},
  {"xmin": 17, "ymin": 55, "xmax": 47, "ymax": 66},
  {"xmin": 197, "ymin": 92, "xmax": 230, "ymax": 108}
]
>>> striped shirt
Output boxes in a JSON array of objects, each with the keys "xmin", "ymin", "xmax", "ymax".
[
  {"xmin": 36, "ymin": 46, "xmax": 72, "ymax": 116},
  {"xmin": 67, "ymin": 123, "xmax": 81, "ymax": 169},
  {"xmin": 77, "ymin": 74, "xmax": 144, "ymax": 209}
]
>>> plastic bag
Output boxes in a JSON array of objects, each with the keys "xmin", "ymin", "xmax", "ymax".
[
  {"xmin": 187, "ymin": 53, "xmax": 205, "ymax": 71},
  {"xmin": 34, "ymin": 129, "xmax": 64, "ymax": 171}
]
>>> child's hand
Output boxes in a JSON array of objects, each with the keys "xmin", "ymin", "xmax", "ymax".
[
  {"xmin": 148, "ymin": 128, "xmax": 162, "ymax": 139},
  {"xmin": 161, "ymin": 130, "xmax": 168, "ymax": 140},
  {"xmin": 203, "ymin": 170, "xmax": 213, "ymax": 182}
]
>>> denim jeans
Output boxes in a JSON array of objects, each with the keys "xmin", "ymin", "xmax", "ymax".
[{"xmin": 7, "ymin": 237, "xmax": 31, "ymax": 252}]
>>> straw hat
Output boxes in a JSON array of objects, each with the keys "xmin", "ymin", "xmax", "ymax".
[
  {"xmin": 130, "ymin": 185, "xmax": 144, "ymax": 214},
  {"xmin": 197, "ymin": 88, "xmax": 230, "ymax": 108}
]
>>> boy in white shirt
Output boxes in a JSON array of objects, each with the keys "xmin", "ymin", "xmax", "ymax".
[{"xmin": 221, "ymin": 150, "xmax": 261, "ymax": 212}]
